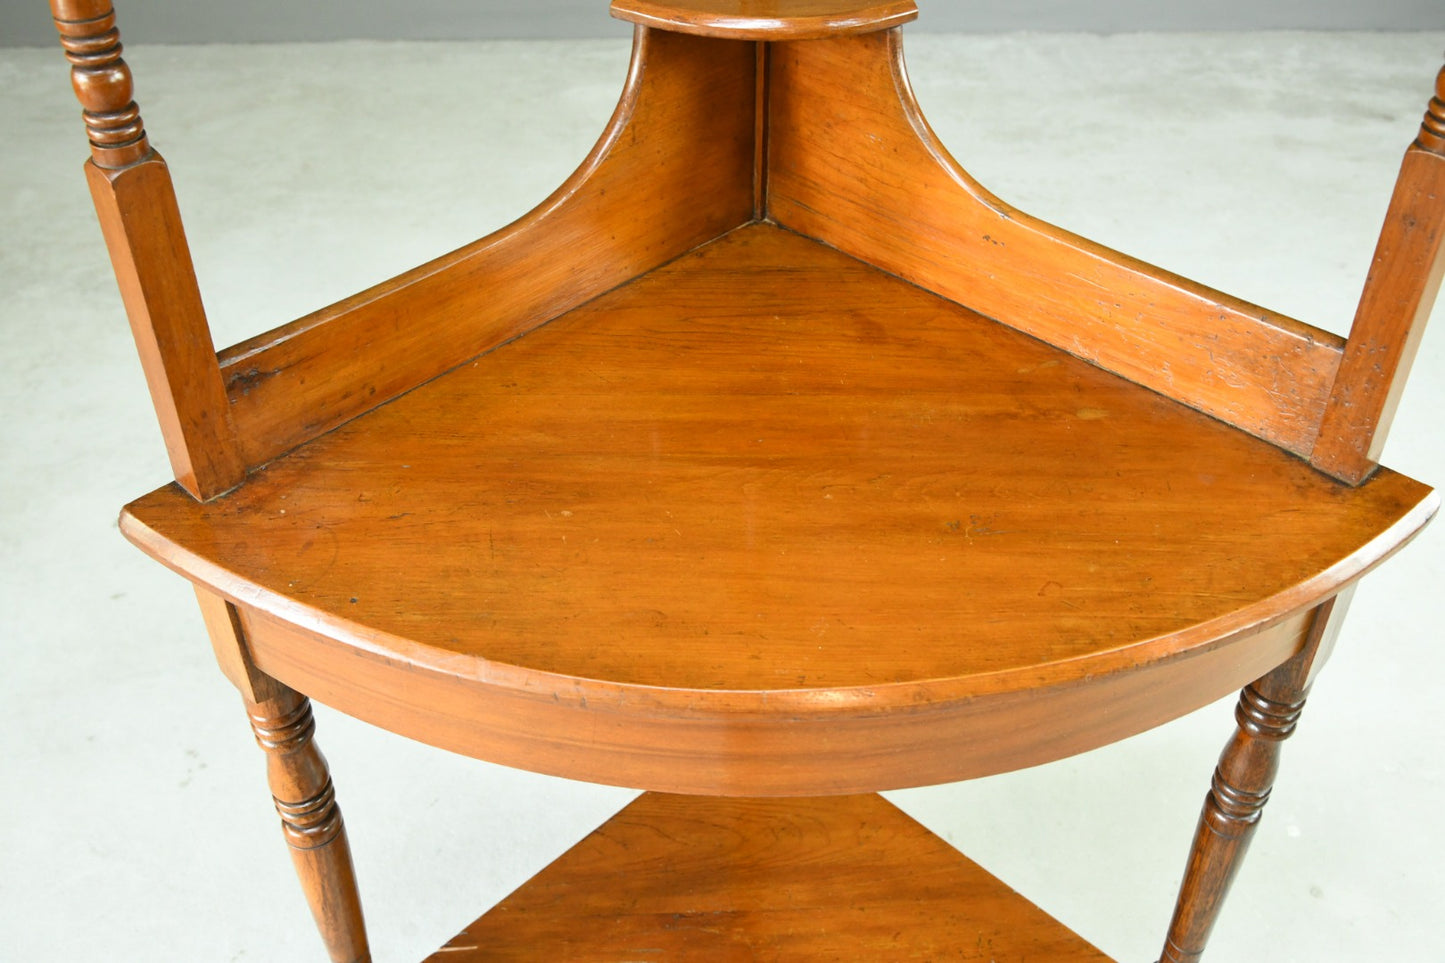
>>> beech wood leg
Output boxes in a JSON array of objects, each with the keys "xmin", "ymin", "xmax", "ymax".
[
  {"xmin": 1158, "ymin": 649, "xmax": 1315, "ymax": 962},
  {"xmin": 246, "ymin": 686, "xmax": 371, "ymax": 963}
]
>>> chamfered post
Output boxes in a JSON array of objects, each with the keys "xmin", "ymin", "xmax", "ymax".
[
  {"xmin": 51, "ymin": 0, "xmax": 245, "ymax": 499},
  {"xmin": 1312, "ymin": 64, "xmax": 1445, "ymax": 483}
]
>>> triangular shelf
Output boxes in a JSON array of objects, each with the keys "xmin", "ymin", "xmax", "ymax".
[{"xmin": 425, "ymin": 792, "xmax": 1114, "ymax": 961}]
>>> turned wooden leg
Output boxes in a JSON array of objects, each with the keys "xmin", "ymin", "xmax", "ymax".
[
  {"xmin": 1158, "ymin": 672, "xmax": 1306, "ymax": 963},
  {"xmin": 247, "ymin": 686, "xmax": 371, "ymax": 963},
  {"xmin": 193, "ymin": 589, "xmax": 371, "ymax": 961},
  {"xmin": 1157, "ymin": 592, "xmax": 1354, "ymax": 963}
]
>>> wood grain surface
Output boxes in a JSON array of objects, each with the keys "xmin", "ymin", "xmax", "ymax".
[
  {"xmin": 611, "ymin": 0, "xmax": 918, "ymax": 39},
  {"xmin": 1312, "ymin": 102, "xmax": 1445, "ymax": 482},
  {"xmin": 425, "ymin": 792, "xmax": 1113, "ymax": 961},
  {"xmin": 1159, "ymin": 596, "xmax": 1338, "ymax": 963},
  {"xmin": 766, "ymin": 30, "xmax": 1349, "ymax": 457},
  {"xmin": 52, "ymin": 0, "xmax": 245, "ymax": 499},
  {"xmin": 85, "ymin": 159, "xmax": 245, "ymax": 499},
  {"xmin": 246, "ymin": 686, "xmax": 370, "ymax": 963},
  {"xmin": 121, "ymin": 225, "xmax": 1436, "ymax": 793},
  {"xmin": 50, "ymin": 2, "xmax": 1444, "ymax": 956},
  {"xmin": 218, "ymin": 26, "xmax": 756, "ymax": 470}
]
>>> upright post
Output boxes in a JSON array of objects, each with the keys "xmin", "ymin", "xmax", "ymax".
[
  {"xmin": 247, "ymin": 687, "xmax": 371, "ymax": 963},
  {"xmin": 1312, "ymin": 65, "xmax": 1445, "ymax": 483},
  {"xmin": 51, "ymin": 0, "xmax": 245, "ymax": 499},
  {"xmin": 192, "ymin": 589, "xmax": 371, "ymax": 963},
  {"xmin": 1158, "ymin": 594, "xmax": 1349, "ymax": 963}
]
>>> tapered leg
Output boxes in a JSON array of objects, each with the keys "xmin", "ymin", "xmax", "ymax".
[
  {"xmin": 1157, "ymin": 592, "xmax": 1355, "ymax": 963},
  {"xmin": 247, "ymin": 685, "xmax": 371, "ymax": 963},
  {"xmin": 1158, "ymin": 671, "xmax": 1306, "ymax": 963}
]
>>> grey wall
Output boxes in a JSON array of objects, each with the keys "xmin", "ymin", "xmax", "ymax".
[{"xmin": 5, "ymin": 0, "xmax": 1442, "ymax": 46}]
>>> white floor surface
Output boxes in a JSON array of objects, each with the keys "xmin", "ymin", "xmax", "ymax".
[{"xmin": 3, "ymin": 28, "xmax": 1443, "ymax": 963}]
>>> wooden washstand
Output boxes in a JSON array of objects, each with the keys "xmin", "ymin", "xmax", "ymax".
[{"xmin": 49, "ymin": 1, "xmax": 1444, "ymax": 960}]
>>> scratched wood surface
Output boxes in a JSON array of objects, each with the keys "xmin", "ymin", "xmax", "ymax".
[
  {"xmin": 122, "ymin": 225, "xmax": 1435, "ymax": 793},
  {"xmin": 425, "ymin": 792, "xmax": 1114, "ymax": 961}
]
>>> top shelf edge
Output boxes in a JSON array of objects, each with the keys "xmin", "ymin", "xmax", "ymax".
[{"xmin": 610, "ymin": 0, "xmax": 918, "ymax": 40}]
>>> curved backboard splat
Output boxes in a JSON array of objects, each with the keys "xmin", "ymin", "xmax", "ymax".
[
  {"xmin": 611, "ymin": 0, "xmax": 917, "ymax": 40},
  {"xmin": 765, "ymin": 29, "xmax": 1347, "ymax": 457},
  {"xmin": 219, "ymin": 26, "xmax": 757, "ymax": 469}
]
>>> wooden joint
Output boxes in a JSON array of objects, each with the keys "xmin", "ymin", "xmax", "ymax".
[
  {"xmin": 194, "ymin": 588, "xmax": 285, "ymax": 703},
  {"xmin": 1310, "ymin": 65, "xmax": 1445, "ymax": 483},
  {"xmin": 51, "ymin": 2, "xmax": 151, "ymax": 168}
]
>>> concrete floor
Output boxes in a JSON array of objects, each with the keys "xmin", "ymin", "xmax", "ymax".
[{"xmin": 3, "ymin": 29, "xmax": 1443, "ymax": 963}]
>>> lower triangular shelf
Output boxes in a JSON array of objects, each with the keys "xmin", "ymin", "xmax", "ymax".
[{"xmin": 425, "ymin": 791, "xmax": 1115, "ymax": 961}]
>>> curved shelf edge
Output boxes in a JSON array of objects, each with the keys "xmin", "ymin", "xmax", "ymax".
[
  {"xmin": 117, "ymin": 485, "xmax": 1437, "ymax": 796},
  {"xmin": 611, "ymin": 0, "xmax": 918, "ymax": 40}
]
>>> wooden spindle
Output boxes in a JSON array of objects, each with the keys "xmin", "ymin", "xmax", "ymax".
[
  {"xmin": 1311, "ymin": 63, "xmax": 1445, "ymax": 483},
  {"xmin": 50, "ymin": 0, "xmax": 246, "ymax": 500},
  {"xmin": 1415, "ymin": 64, "xmax": 1445, "ymax": 154},
  {"xmin": 1159, "ymin": 681, "xmax": 1306, "ymax": 963},
  {"xmin": 51, "ymin": 0, "xmax": 149, "ymax": 169},
  {"xmin": 1158, "ymin": 594, "xmax": 1349, "ymax": 963},
  {"xmin": 247, "ymin": 687, "xmax": 371, "ymax": 963}
]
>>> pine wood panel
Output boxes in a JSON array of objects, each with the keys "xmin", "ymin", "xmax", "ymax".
[
  {"xmin": 218, "ymin": 26, "xmax": 757, "ymax": 470},
  {"xmin": 611, "ymin": 0, "xmax": 917, "ymax": 39},
  {"xmin": 765, "ymin": 30, "xmax": 1347, "ymax": 457},
  {"xmin": 426, "ymin": 792, "xmax": 1114, "ymax": 961},
  {"xmin": 121, "ymin": 226, "xmax": 1435, "ymax": 793}
]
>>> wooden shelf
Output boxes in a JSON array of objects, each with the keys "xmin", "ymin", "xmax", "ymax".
[
  {"xmin": 50, "ymin": 0, "xmax": 1443, "ymax": 956},
  {"xmin": 610, "ymin": 0, "xmax": 919, "ymax": 40},
  {"xmin": 123, "ymin": 224, "xmax": 1434, "ymax": 796},
  {"xmin": 425, "ymin": 792, "xmax": 1114, "ymax": 961}
]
